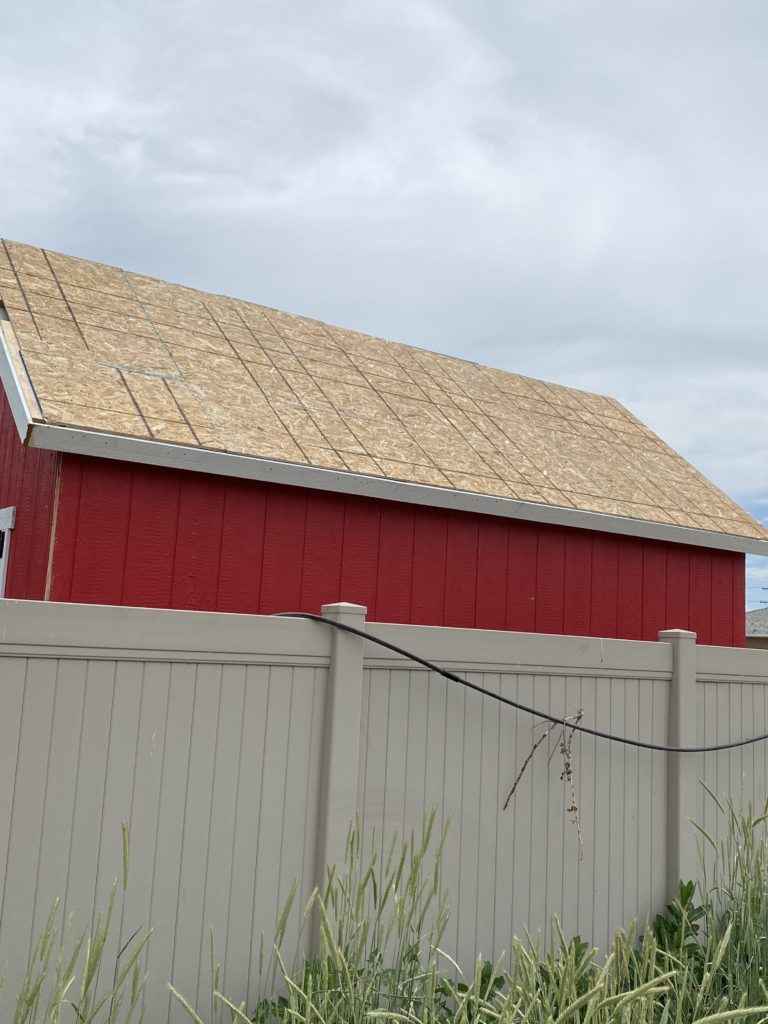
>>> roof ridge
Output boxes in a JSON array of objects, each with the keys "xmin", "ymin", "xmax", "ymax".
[{"xmin": 2, "ymin": 238, "xmax": 617, "ymax": 406}]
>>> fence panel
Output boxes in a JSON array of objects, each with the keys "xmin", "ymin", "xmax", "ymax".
[
  {"xmin": 357, "ymin": 660, "xmax": 670, "ymax": 961},
  {"xmin": 695, "ymin": 646, "xmax": 768, "ymax": 886},
  {"xmin": 0, "ymin": 602, "xmax": 330, "ymax": 1024},
  {"xmin": 3, "ymin": 600, "xmax": 768, "ymax": 1020}
]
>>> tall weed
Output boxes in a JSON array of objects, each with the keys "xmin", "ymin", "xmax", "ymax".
[
  {"xmin": 1, "ymin": 824, "xmax": 150, "ymax": 1024},
  {"xmin": 9, "ymin": 800, "xmax": 768, "ymax": 1024}
]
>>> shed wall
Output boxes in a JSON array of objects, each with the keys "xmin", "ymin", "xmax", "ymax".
[
  {"xmin": 0, "ymin": 388, "xmax": 58, "ymax": 598},
  {"xmin": 50, "ymin": 455, "xmax": 746, "ymax": 644}
]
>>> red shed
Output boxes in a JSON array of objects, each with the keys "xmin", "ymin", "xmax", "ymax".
[{"xmin": 0, "ymin": 239, "xmax": 765, "ymax": 645}]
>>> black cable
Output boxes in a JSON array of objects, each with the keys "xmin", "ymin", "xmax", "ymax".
[{"xmin": 276, "ymin": 611, "xmax": 768, "ymax": 755}]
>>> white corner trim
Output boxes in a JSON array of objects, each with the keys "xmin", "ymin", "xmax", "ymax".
[
  {"xmin": 27, "ymin": 422, "xmax": 768, "ymax": 556},
  {"xmin": 0, "ymin": 505, "xmax": 14, "ymax": 597},
  {"xmin": 0, "ymin": 325, "xmax": 34, "ymax": 443}
]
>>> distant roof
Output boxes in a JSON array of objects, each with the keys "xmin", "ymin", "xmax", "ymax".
[
  {"xmin": 1, "ymin": 238, "xmax": 766, "ymax": 552},
  {"xmin": 747, "ymin": 609, "xmax": 768, "ymax": 637}
]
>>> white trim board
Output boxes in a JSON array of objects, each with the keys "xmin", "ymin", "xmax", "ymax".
[
  {"xmin": 0, "ymin": 505, "xmax": 14, "ymax": 598},
  {"xmin": 0, "ymin": 327, "xmax": 34, "ymax": 442},
  {"xmin": 27, "ymin": 422, "xmax": 768, "ymax": 555}
]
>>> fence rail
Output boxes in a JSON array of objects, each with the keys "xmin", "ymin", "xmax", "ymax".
[{"xmin": 1, "ymin": 598, "xmax": 767, "ymax": 1021}]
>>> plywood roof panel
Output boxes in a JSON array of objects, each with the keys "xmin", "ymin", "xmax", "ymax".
[{"xmin": 1, "ymin": 238, "xmax": 765, "ymax": 543}]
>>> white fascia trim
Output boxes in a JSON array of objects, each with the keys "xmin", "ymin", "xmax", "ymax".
[
  {"xmin": 0, "ymin": 506, "xmax": 16, "ymax": 530},
  {"xmin": 28, "ymin": 422, "xmax": 768, "ymax": 556},
  {"xmin": 0, "ymin": 325, "xmax": 34, "ymax": 442}
]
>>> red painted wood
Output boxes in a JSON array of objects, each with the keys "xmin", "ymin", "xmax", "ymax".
[
  {"xmin": 535, "ymin": 528, "xmax": 566, "ymax": 634},
  {"xmin": 27, "ymin": 449, "xmax": 57, "ymax": 597},
  {"xmin": 710, "ymin": 551, "xmax": 735, "ymax": 647},
  {"xmin": 0, "ymin": 387, "xmax": 58, "ymax": 598},
  {"xmin": 49, "ymin": 456, "xmax": 82, "ymax": 601},
  {"xmin": 411, "ymin": 510, "xmax": 448, "ymax": 626},
  {"xmin": 68, "ymin": 459, "xmax": 132, "ymax": 605},
  {"xmin": 642, "ymin": 543, "xmax": 667, "ymax": 639},
  {"xmin": 339, "ymin": 498, "xmax": 381, "ymax": 613},
  {"xmin": 216, "ymin": 479, "xmax": 267, "ymax": 613},
  {"xmin": 170, "ymin": 473, "xmax": 226, "ymax": 610},
  {"xmin": 506, "ymin": 523, "xmax": 538, "ymax": 631},
  {"xmin": 375, "ymin": 503, "xmax": 414, "ymax": 623},
  {"xmin": 617, "ymin": 540, "xmax": 643, "ymax": 640},
  {"xmin": 563, "ymin": 531, "xmax": 592, "ymax": 636},
  {"xmin": 690, "ymin": 550, "xmax": 713, "ymax": 642},
  {"xmin": 444, "ymin": 514, "xmax": 478, "ymax": 627},
  {"xmin": 589, "ymin": 535, "xmax": 619, "ymax": 638},
  {"xmin": 618, "ymin": 540, "xmax": 651, "ymax": 634},
  {"xmin": 121, "ymin": 465, "xmax": 181, "ymax": 608},
  {"xmin": 301, "ymin": 491, "xmax": 345, "ymax": 612},
  {"xmin": 259, "ymin": 486, "xmax": 307, "ymax": 613},
  {"xmin": 476, "ymin": 518, "xmax": 508, "ymax": 631},
  {"xmin": 732, "ymin": 555, "xmax": 746, "ymax": 646},
  {"xmin": 49, "ymin": 454, "xmax": 748, "ymax": 645},
  {"xmin": 666, "ymin": 546, "xmax": 691, "ymax": 632}
]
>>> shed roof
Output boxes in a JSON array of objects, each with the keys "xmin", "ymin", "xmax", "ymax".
[
  {"xmin": 747, "ymin": 609, "xmax": 768, "ymax": 637},
  {"xmin": 1, "ymin": 238, "xmax": 765, "ymax": 553}
]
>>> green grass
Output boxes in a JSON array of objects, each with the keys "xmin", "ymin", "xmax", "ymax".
[
  {"xmin": 7, "ymin": 802, "xmax": 768, "ymax": 1023},
  {"xmin": 4, "ymin": 822, "xmax": 150, "ymax": 1023}
]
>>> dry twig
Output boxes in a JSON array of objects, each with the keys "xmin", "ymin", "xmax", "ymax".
[{"xmin": 503, "ymin": 708, "xmax": 585, "ymax": 859}]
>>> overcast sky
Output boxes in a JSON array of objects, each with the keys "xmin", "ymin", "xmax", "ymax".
[{"xmin": 3, "ymin": 0, "xmax": 767, "ymax": 605}]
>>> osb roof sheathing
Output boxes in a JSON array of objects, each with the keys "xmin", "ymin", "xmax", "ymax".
[{"xmin": 0, "ymin": 239, "xmax": 764, "ymax": 542}]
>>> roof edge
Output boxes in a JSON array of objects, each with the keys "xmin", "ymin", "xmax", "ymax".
[
  {"xmin": 0, "ymin": 325, "xmax": 34, "ymax": 443},
  {"xmin": 27, "ymin": 422, "xmax": 768, "ymax": 556}
]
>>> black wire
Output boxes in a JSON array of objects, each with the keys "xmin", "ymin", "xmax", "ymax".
[{"xmin": 276, "ymin": 611, "xmax": 768, "ymax": 754}]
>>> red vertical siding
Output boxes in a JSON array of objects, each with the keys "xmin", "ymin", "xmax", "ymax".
[
  {"xmin": 0, "ymin": 388, "xmax": 58, "ymax": 599},
  {"xmin": 506, "ymin": 524, "xmax": 538, "ymax": 631},
  {"xmin": 617, "ymin": 540, "xmax": 644, "ymax": 640},
  {"xmin": 690, "ymin": 550, "xmax": 713, "ymax": 641},
  {"xmin": 217, "ymin": 479, "xmax": 266, "ymax": 613},
  {"xmin": 50, "ymin": 454, "xmax": 748, "ymax": 645},
  {"xmin": 535, "ymin": 527, "xmax": 566, "ymax": 634},
  {"xmin": 301, "ymin": 492, "xmax": 345, "ymax": 611},
  {"xmin": 121, "ymin": 469, "xmax": 181, "ymax": 608},
  {"xmin": 260, "ymin": 487, "xmax": 308, "ymax": 613},
  {"xmin": 642, "ymin": 543, "xmax": 668, "ymax": 639},
  {"xmin": 49, "ymin": 455, "xmax": 82, "ymax": 601},
  {"xmin": 563, "ymin": 532, "xmax": 592, "ymax": 636},
  {"xmin": 665, "ymin": 547, "xmax": 691, "ymax": 632},
  {"xmin": 339, "ymin": 498, "xmax": 381, "ymax": 612},
  {"xmin": 476, "ymin": 519, "xmax": 508, "ymax": 631},
  {"xmin": 171, "ymin": 474, "xmax": 226, "ymax": 610},
  {"xmin": 444, "ymin": 515, "xmax": 478, "ymax": 627},
  {"xmin": 711, "ymin": 551, "xmax": 736, "ymax": 647},
  {"xmin": 68, "ymin": 460, "xmax": 133, "ymax": 605},
  {"xmin": 375, "ymin": 504, "xmax": 415, "ymax": 623},
  {"xmin": 590, "ymin": 536, "xmax": 619, "ymax": 637},
  {"xmin": 411, "ymin": 509, "xmax": 447, "ymax": 625},
  {"xmin": 732, "ymin": 557, "xmax": 746, "ymax": 646}
]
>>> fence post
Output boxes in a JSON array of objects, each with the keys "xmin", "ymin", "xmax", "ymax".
[
  {"xmin": 659, "ymin": 628, "xmax": 698, "ymax": 900},
  {"xmin": 315, "ymin": 602, "xmax": 367, "ymax": 897}
]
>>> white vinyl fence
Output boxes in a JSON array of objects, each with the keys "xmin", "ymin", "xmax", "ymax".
[{"xmin": 1, "ymin": 598, "xmax": 768, "ymax": 1020}]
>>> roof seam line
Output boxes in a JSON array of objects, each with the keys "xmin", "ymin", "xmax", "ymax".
[
  {"xmin": 259, "ymin": 307, "xmax": 371, "ymax": 461},
  {"xmin": 41, "ymin": 249, "xmax": 91, "ymax": 352}
]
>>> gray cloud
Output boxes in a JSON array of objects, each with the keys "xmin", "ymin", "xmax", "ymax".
[{"xmin": 2, "ymin": 0, "xmax": 767, "ymax": 602}]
